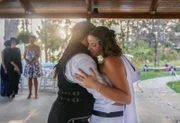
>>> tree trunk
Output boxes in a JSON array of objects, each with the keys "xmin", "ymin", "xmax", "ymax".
[
  {"xmin": 4, "ymin": 19, "xmax": 19, "ymax": 40},
  {"xmin": 25, "ymin": 19, "xmax": 29, "ymax": 31},
  {"xmin": 45, "ymin": 47, "xmax": 48, "ymax": 62},
  {"xmin": 22, "ymin": 20, "xmax": 25, "ymax": 31},
  {"xmin": 126, "ymin": 20, "xmax": 130, "ymax": 42},
  {"xmin": 119, "ymin": 20, "xmax": 125, "ymax": 50},
  {"xmin": 157, "ymin": 20, "xmax": 160, "ymax": 67},
  {"xmin": 152, "ymin": 20, "xmax": 157, "ymax": 67},
  {"xmin": 44, "ymin": 26, "xmax": 48, "ymax": 62}
]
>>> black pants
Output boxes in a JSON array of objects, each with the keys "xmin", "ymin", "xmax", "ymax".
[
  {"xmin": 7, "ymin": 73, "xmax": 20, "ymax": 97},
  {"xmin": 68, "ymin": 119, "xmax": 89, "ymax": 123},
  {"xmin": 48, "ymin": 97, "xmax": 90, "ymax": 123}
]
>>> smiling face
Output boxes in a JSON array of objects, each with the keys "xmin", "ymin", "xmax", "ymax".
[{"xmin": 87, "ymin": 35, "xmax": 102, "ymax": 57}]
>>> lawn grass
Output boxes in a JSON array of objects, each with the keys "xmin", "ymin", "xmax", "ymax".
[
  {"xmin": 167, "ymin": 81, "xmax": 180, "ymax": 93},
  {"xmin": 141, "ymin": 70, "xmax": 180, "ymax": 80}
]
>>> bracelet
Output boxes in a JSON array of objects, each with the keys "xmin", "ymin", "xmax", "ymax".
[{"xmin": 97, "ymin": 83, "xmax": 102, "ymax": 92}]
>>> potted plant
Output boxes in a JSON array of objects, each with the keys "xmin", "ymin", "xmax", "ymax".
[{"xmin": 16, "ymin": 31, "xmax": 33, "ymax": 44}]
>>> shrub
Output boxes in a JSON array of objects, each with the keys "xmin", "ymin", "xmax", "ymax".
[{"xmin": 16, "ymin": 31, "xmax": 33, "ymax": 44}]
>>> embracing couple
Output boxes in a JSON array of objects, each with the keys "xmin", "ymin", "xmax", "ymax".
[{"xmin": 48, "ymin": 21, "xmax": 138, "ymax": 123}]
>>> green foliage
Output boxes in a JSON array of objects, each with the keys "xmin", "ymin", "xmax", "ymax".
[
  {"xmin": 174, "ymin": 47, "xmax": 180, "ymax": 53},
  {"xmin": 16, "ymin": 31, "xmax": 33, "ymax": 44},
  {"xmin": 165, "ymin": 60, "xmax": 180, "ymax": 66},
  {"xmin": 91, "ymin": 19, "xmax": 180, "ymax": 68},
  {"xmin": 126, "ymin": 41, "xmax": 154, "ymax": 66},
  {"xmin": 141, "ymin": 71, "xmax": 180, "ymax": 80},
  {"xmin": 143, "ymin": 60, "xmax": 180, "ymax": 68},
  {"xmin": 167, "ymin": 81, "xmax": 180, "ymax": 93},
  {"xmin": 36, "ymin": 19, "xmax": 74, "ymax": 62},
  {"xmin": 91, "ymin": 19, "xmax": 116, "ymax": 27},
  {"xmin": 141, "ymin": 71, "xmax": 170, "ymax": 80},
  {"xmin": 176, "ymin": 24, "xmax": 180, "ymax": 32},
  {"xmin": 154, "ymin": 70, "xmax": 160, "ymax": 72}
]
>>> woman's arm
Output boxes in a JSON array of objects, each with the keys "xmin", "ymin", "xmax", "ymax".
[
  {"xmin": 17, "ymin": 48, "xmax": 22, "ymax": 73},
  {"xmin": 76, "ymin": 56, "xmax": 131, "ymax": 104},
  {"xmin": 24, "ymin": 46, "xmax": 29, "ymax": 63},
  {"xmin": 32, "ymin": 45, "xmax": 41, "ymax": 63},
  {"xmin": 101, "ymin": 56, "xmax": 131, "ymax": 104},
  {"xmin": 11, "ymin": 61, "xmax": 18, "ymax": 69}
]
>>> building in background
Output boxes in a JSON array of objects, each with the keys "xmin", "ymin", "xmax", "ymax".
[{"xmin": 0, "ymin": 20, "xmax": 4, "ymax": 62}]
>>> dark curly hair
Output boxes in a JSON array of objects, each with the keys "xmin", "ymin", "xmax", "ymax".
[{"xmin": 89, "ymin": 26, "xmax": 123, "ymax": 58}]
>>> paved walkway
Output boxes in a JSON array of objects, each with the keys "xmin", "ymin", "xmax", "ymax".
[
  {"xmin": 0, "ymin": 76, "xmax": 180, "ymax": 123},
  {"xmin": 135, "ymin": 76, "xmax": 180, "ymax": 123}
]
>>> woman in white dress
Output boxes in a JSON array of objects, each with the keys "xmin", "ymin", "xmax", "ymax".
[{"xmin": 76, "ymin": 26, "xmax": 138, "ymax": 123}]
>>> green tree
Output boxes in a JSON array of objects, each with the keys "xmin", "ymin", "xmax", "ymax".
[{"xmin": 36, "ymin": 19, "xmax": 74, "ymax": 62}]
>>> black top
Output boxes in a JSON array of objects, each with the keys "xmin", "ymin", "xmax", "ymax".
[
  {"xmin": 4, "ymin": 47, "xmax": 22, "ymax": 81},
  {"xmin": 52, "ymin": 42, "xmax": 98, "ymax": 122},
  {"xmin": 57, "ymin": 42, "xmax": 98, "ymax": 98}
]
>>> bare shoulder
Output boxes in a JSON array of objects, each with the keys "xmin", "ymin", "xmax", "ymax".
[
  {"xmin": 103, "ymin": 56, "xmax": 126, "ymax": 81},
  {"xmin": 104, "ymin": 56, "xmax": 124, "ymax": 67},
  {"xmin": 34, "ymin": 44, "xmax": 40, "ymax": 49},
  {"xmin": 34, "ymin": 44, "xmax": 40, "ymax": 47}
]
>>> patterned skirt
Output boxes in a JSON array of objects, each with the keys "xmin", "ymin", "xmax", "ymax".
[{"xmin": 23, "ymin": 61, "xmax": 42, "ymax": 78}]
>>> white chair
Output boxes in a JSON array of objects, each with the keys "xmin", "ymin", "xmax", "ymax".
[
  {"xmin": 40, "ymin": 68, "xmax": 57, "ymax": 92},
  {"xmin": 19, "ymin": 75, "xmax": 26, "ymax": 92}
]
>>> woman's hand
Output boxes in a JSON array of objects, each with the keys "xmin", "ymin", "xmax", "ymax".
[
  {"xmin": 75, "ymin": 68, "xmax": 99, "ymax": 89},
  {"xmin": 4, "ymin": 70, "xmax": 7, "ymax": 74},
  {"xmin": 11, "ymin": 62, "xmax": 19, "ymax": 71},
  {"xmin": 28, "ymin": 61, "xmax": 34, "ymax": 65},
  {"xmin": 14, "ymin": 66, "xmax": 19, "ymax": 72}
]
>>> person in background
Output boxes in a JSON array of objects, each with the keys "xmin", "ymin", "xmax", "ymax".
[
  {"xmin": 169, "ymin": 66, "xmax": 176, "ymax": 76},
  {"xmin": 23, "ymin": 35, "xmax": 42, "ymax": 99},
  {"xmin": 6, "ymin": 37, "xmax": 22, "ymax": 98},
  {"xmin": 0, "ymin": 40, "xmax": 11, "ymax": 96},
  {"xmin": 165, "ymin": 63, "xmax": 169, "ymax": 70},
  {"xmin": 143, "ymin": 65, "xmax": 148, "ymax": 72}
]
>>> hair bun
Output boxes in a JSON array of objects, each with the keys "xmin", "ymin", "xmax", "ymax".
[
  {"xmin": 105, "ymin": 29, "xmax": 115, "ymax": 38},
  {"xmin": 109, "ymin": 30, "xmax": 115, "ymax": 35}
]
